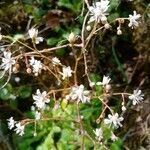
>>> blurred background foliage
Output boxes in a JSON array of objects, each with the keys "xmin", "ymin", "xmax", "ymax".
[{"xmin": 0, "ymin": 0, "xmax": 150, "ymax": 150}]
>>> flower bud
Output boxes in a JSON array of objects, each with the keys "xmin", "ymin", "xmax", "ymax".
[
  {"xmin": 13, "ymin": 67, "xmax": 18, "ymax": 73},
  {"xmin": 117, "ymin": 29, "xmax": 122, "ymax": 35},
  {"xmin": 121, "ymin": 106, "xmax": 126, "ymax": 111},
  {"xmin": 68, "ymin": 32, "xmax": 76, "ymax": 44},
  {"xmin": 86, "ymin": 25, "xmax": 91, "ymax": 31},
  {"xmin": 89, "ymin": 82, "xmax": 95, "ymax": 88},
  {"xmin": 15, "ymin": 63, "xmax": 20, "ymax": 70},
  {"xmin": 104, "ymin": 23, "xmax": 110, "ymax": 29},
  {"xmin": 34, "ymin": 73, "xmax": 38, "ymax": 76},
  {"xmin": 26, "ymin": 68, "xmax": 32, "ymax": 74}
]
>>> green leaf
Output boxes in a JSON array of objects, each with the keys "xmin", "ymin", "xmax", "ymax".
[
  {"xmin": 57, "ymin": 0, "xmax": 81, "ymax": 13},
  {"xmin": 18, "ymin": 86, "xmax": 32, "ymax": 99},
  {"xmin": 0, "ymin": 84, "xmax": 12, "ymax": 100},
  {"xmin": 47, "ymin": 38, "xmax": 60, "ymax": 46},
  {"xmin": 109, "ymin": 0, "xmax": 120, "ymax": 11},
  {"xmin": 110, "ymin": 139, "xmax": 123, "ymax": 150}
]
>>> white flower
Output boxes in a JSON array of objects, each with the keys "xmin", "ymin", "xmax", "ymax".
[
  {"xmin": 7, "ymin": 117, "xmax": 15, "ymax": 130},
  {"xmin": 28, "ymin": 28, "xmax": 38, "ymax": 39},
  {"xmin": 14, "ymin": 122, "xmax": 25, "ymax": 136},
  {"xmin": 35, "ymin": 37, "xmax": 43, "ymax": 44},
  {"xmin": 128, "ymin": 11, "xmax": 141, "ymax": 28},
  {"xmin": 1, "ymin": 51, "xmax": 15, "ymax": 71},
  {"xmin": 29, "ymin": 56, "xmax": 35, "ymax": 65},
  {"xmin": 129, "ymin": 89, "xmax": 144, "ymax": 105},
  {"xmin": 61, "ymin": 66, "xmax": 73, "ymax": 80},
  {"xmin": 94, "ymin": 128, "xmax": 103, "ymax": 141},
  {"xmin": 32, "ymin": 60, "xmax": 42, "ymax": 75},
  {"xmin": 35, "ymin": 111, "xmax": 41, "ymax": 120},
  {"xmin": 52, "ymin": 57, "xmax": 61, "ymax": 66},
  {"xmin": 104, "ymin": 113, "xmax": 124, "ymax": 128},
  {"xmin": 66, "ymin": 85, "xmax": 90, "ymax": 103},
  {"xmin": 88, "ymin": 0, "xmax": 110, "ymax": 23},
  {"xmin": 28, "ymin": 28, "xmax": 43, "ymax": 44},
  {"xmin": 111, "ymin": 132, "xmax": 118, "ymax": 141},
  {"xmin": 96, "ymin": 75, "xmax": 111, "ymax": 86},
  {"xmin": 33, "ymin": 89, "xmax": 50, "ymax": 109},
  {"xmin": 29, "ymin": 57, "xmax": 42, "ymax": 76}
]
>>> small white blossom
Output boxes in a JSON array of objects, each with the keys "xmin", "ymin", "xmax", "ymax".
[
  {"xmin": 111, "ymin": 132, "xmax": 118, "ymax": 141},
  {"xmin": 14, "ymin": 122, "xmax": 25, "ymax": 136},
  {"xmin": 104, "ymin": 113, "xmax": 124, "ymax": 128},
  {"xmin": 128, "ymin": 11, "xmax": 141, "ymax": 29},
  {"xmin": 66, "ymin": 85, "xmax": 90, "ymax": 103},
  {"xmin": 29, "ymin": 57, "xmax": 43, "ymax": 76},
  {"xmin": 35, "ymin": 111, "xmax": 41, "ymax": 120},
  {"xmin": 94, "ymin": 128, "xmax": 103, "ymax": 141},
  {"xmin": 7, "ymin": 117, "xmax": 15, "ymax": 130},
  {"xmin": 28, "ymin": 28, "xmax": 38, "ymax": 39},
  {"xmin": 32, "ymin": 60, "xmax": 42, "ymax": 75},
  {"xmin": 28, "ymin": 28, "xmax": 43, "ymax": 44},
  {"xmin": 129, "ymin": 89, "xmax": 144, "ymax": 105},
  {"xmin": 88, "ymin": 0, "xmax": 110, "ymax": 23},
  {"xmin": 1, "ymin": 51, "xmax": 15, "ymax": 71},
  {"xmin": 33, "ymin": 89, "xmax": 50, "ymax": 109},
  {"xmin": 61, "ymin": 66, "xmax": 73, "ymax": 80},
  {"xmin": 96, "ymin": 75, "xmax": 111, "ymax": 86},
  {"xmin": 52, "ymin": 57, "xmax": 61, "ymax": 66}
]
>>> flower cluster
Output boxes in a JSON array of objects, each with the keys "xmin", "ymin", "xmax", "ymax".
[
  {"xmin": 7, "ymin": 117, "xmax": 25, "ymax": 136},
  {"xmin": 66, "ymin": 85, "xmax": 90, "ymax": 103},
  {"xmin": 90, "ymin": 75, "xmax": 111, "ymax": 92},
  {"xmin": 90, "ymin": 75, "xmax": 111, "ymax": 86},
  {"xmin": 97, "ymin": 75, "xmax": 111, "ymax": 86},
  {"xmin": 1, "ymin": 1, "xmax": 144, "ymax": 148}
]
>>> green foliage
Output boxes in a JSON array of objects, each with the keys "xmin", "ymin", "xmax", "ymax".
[
  {"xmin": 110, "ymin": 138, "xmax": 123, "ymax": 150},
  {"xmin": 109, "ymin": 0, "xmax": 120, "ymax": 11},
  {"xmin": 0, "ymin": 84, "xmax": 13, "ymax": 100},
  {"xmin": 57, "ymin": 0, "xmax": 82, "ymax": 13},
  {"xmin": 18, "ymin": 86, "xmax": 32, "ymax": 99}
]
